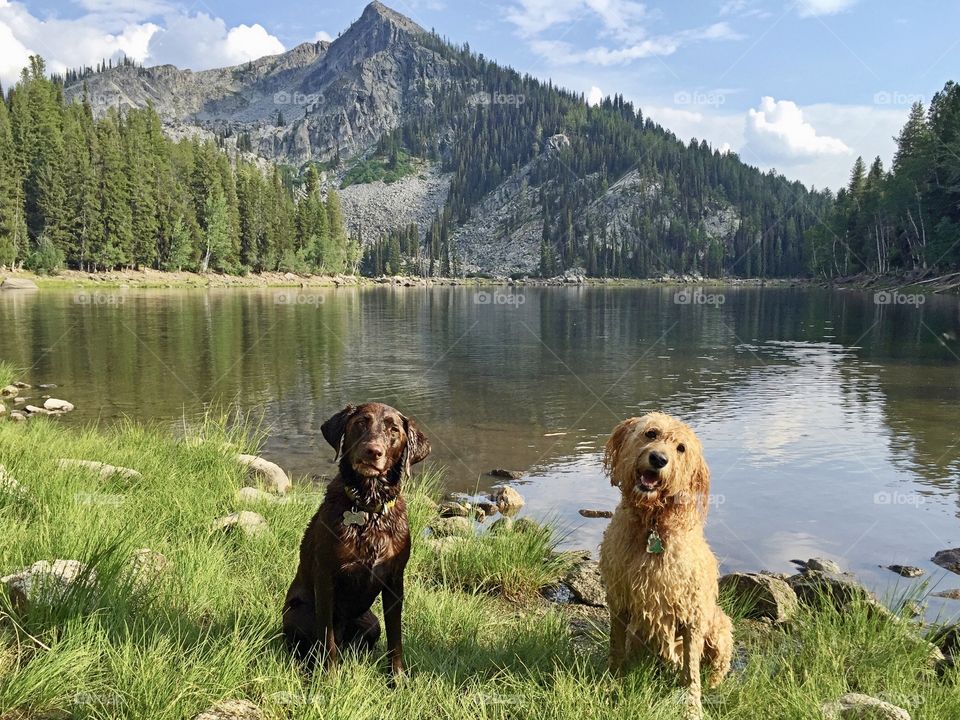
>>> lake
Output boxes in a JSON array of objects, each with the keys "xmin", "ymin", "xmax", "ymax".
[{"xmin": 2, "ymin": 284, "xmax": 959, "ymax": 612}]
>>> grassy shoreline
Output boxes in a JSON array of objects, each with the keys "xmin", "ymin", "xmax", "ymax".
[{"xmin": 0, "ymin": 416, "xmax": 958, "ymax": 719}]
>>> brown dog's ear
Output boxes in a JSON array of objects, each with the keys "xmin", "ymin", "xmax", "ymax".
[
  {"xmin": 689, "ymin": 454, "xmax": 711, "ymax": 520},
  {"xmin": 604, "ymin": 417, "xmax": 641, "ymax": 487},
  {"xmin": 321, "ymin": 405, "xmax": 356, "ymax": 461},
  {"xmin": 402, "ymin": 416, "xmax": 431, "ymax": 476}
]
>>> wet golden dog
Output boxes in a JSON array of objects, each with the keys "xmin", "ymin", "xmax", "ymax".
[{"xmin": 599, "ymin": 412, "xmax": 732, "ymax": 719}]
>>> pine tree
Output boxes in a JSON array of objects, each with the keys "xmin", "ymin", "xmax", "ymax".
[{"xmin": 94, "ymin": 108, "xmax": 132, "ymax": 269}]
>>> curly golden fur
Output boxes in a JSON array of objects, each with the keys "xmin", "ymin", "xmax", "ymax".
[{"xmin": 599, "ymin": 412, "xmax": 733, "ymax": 719}]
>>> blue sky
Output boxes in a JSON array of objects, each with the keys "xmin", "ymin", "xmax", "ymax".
[{"xmin": 1, "ymin": 0, "xmax": 957, "ymax": 190}]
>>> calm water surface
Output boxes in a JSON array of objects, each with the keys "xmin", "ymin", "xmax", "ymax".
[{"xmin": 2, "ymin": 286, "xmax": 959, "ymax": 612}]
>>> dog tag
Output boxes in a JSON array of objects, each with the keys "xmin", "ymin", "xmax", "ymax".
[
  {"xmin": 646, "ymin": 529, "xmax": 664, "ymax": 554},
  {"xmin": 343, "ymin": 509, "xmax": 367, "ymax": 527}
]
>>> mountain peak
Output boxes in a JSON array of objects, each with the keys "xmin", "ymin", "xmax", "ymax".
[{"xmin": 359, "ymin": 1, "xmax": 426, "ymax": 35}]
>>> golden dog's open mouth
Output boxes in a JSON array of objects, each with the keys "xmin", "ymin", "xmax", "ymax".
[{"xmin": 636, "ymin": 469, "xmax": 662, "ymax": 493}]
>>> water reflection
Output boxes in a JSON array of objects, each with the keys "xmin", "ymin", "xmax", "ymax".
[{"xmin": 1, "ymin": 286, "xmax": 959, "ymax": 610}]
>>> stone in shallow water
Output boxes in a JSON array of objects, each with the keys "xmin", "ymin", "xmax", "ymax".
[
  {"xmin": 932, "ymin": 548, "xmax": 960, "ymax": 575},
  {"xmin": 886, "ymin": 564, "xmax": 924, "ymax": 578}
]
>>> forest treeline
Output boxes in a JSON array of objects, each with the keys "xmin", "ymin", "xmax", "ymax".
[
  {"xmin": 0, "ymin": 58, "xmax": 357, "ymax": 274},
  {"xmin": 807, "ymin": 82, "xmax": 960, "ymax": 277},
  {"xmin": 1, "ymin": 48, "xmax": 959, "ymax": 280}
]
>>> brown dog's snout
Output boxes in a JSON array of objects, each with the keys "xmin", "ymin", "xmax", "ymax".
[
  {"xmin": 361, "ymin": 442, "xmax": 386, "ymax": 462},
  {"xmin": 648, "ymin": 450, "xmax": 669, "ymax": 469}
]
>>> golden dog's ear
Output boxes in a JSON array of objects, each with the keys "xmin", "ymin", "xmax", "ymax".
[
  {"xmin": 690, "ymin": 454, "xmax": 711, "ymax": 520},
  {"xmin": 604, "ymin": 417, "xmax": 641, "ymax": 487}
]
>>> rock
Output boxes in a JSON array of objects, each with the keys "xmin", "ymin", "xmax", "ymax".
[
  {"xmin": 578, "ymin": 508, "xmax": 614, "ymax": 518},
  {"xmin": 513, "ymin": 517, "xmax": 541, "ymax": 534},
  {"xmin": 13, "ymin": 397, "xmax": 26, "ymax": 404},
  {"xmin": 212, "ymin": 511, "xmax": 267, "ymax": 537},
  {"xmin": 932, "ymin": 548, "xmax": 960, "ymax": 575},
  {"xmin": 127, "ymin": 548, "xmax": 171, "ymax": 592},
  {"xmin": 425, "ymin": 536, "xmax": 466, "ymax": 554},
  {"xmin": 9, "ymin": 411, "xmax": 26, "ymax": 422},
  {"xmin": 25, "ymin": 405, "xmax": 51, "ymax": 415},
  {"xmin": 475, "ymin": 501, "xmax": 498, "ymax": 517},
  {"xmin": 564, "ymin": 561, "xmax": 606, "ymax": 607},
  {"xmin": 193, "ymin": 699, "xmax": 262, "ymax": 720},
  {"xmin": 821, "ymin": 693, "xmax": 911, "ymax": 720},
  {"xmin": 488, "ymin": 468, "xmax": 523, "ymax": 480},
  {"xmin": 43, "ymin": 398, "xmax": 75, "ymax": 412},
  {"xmin": 886, "ymin": 564, "xmax": 923, "ymax": 578},
  {"xmin": 1, "ymin": 385, "xmax": 18, "ymax": 399},
  {"xmin": 236, "ymin": 454, "xmax": 291, "ymax": 494},
  {"xmin": 490, "ymin": 485, "xmax": 525, "ymax": 514},
  {"xmin": 806, "ymin": 557, "xmax": 843, "ymax": 573},
  {"xmin": 0, "ymin": 277, "xmax": 39, "ymax": 291},
  {"xmin": 542, "ymin": 582, "xmax": 576, "ymax": 604},
  {"xmin": 933, "ymin": 589, "xmax": 960, "ymax": 601},
  {"xmin": 489, "ymin": 516, "xmax": 514, "ymax": 534},
  {"xmin": 12, "ymin": 381, "xmax": 30, "ymax": 389},
  {"xmin": 38, "ymin": 383, "xmax": 58, "ymax": 389},
  {"xmin": 429, "ymin": 516, "xmax": 472, "ymax": 538},
  {"xmin": 1, "ymin": 560, "xmax": 96, "ymax": 610},
  {"xmin": 438, "ymin": 500, "xmax": 470, "ymax": 518},
  {"xmin": 58, "ymin": 459, "xmax": 143, "ymax": 480},
  {"xmin": 788, "ymin": 570, "xmax": 884, "ymax": 613},
  {"xmin": 236, "ymin": 487, "xmax": 277, "ymax": 504},
  {"xmin": 0, "ymin": 403, "xmax": 5, "ymax": 415},
  {"xmin": 719, "ymin": 572, "xmax": 799, "ymax": 623}
]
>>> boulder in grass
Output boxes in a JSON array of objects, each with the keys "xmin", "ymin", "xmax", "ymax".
[
  {"xmin": 212, "ymin": 511, "xmax": 268, "ymax": 537},
  {"xmin": 429, "ymin": 516, "xmax": 473, "ymax": 538},
  {"xmin": 236, "ymin": 487, "xmax": 278, "ymax": 504},
  {"xmin": 57, "ymin": 459, "xmax": 143, "ymax": 481},
  {"xmin": 236, "ymin": 454, "xmax": 291, "ymax": 495},
  {"xmin": 9, "ymin": 411, "xmax": 26, "ymax": 422},
  {"xmin": 0, "ymin": 385, "xmax": 18, "ymax": 399},
  {"xmin": 193, "ymin": 699, "xmax": 262, "ymax": 720},
  {"xmin": 563, "ymin": 560, "xmax": 607, "ymax": 607},
  {"xmin": 1, "ymin": 559, "xmax": 96, "ymax": 611},
  {"xmin": 821, "ymin": 693, "xmax": 911, "ymax": 720},
  {"xmin": 719, "ymin": 572, "xmax": 799, "ymax": 623},
  {"xmin": 127, "ymin": 548, "xmax": 172, "ymax": 593}
]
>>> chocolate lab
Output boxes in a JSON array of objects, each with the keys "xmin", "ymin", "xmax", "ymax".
[{"xmin": 282, "ymin": 402, "xmax": 430, "ymax": 675}]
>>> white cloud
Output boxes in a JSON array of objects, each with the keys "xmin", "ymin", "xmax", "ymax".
[
  {"xmin": 148, "ymin": 14, "xmax": 284, "ymax": 69},
  {"xmin": 312, "ymin": 30, "xmax": 333, "ymax": 43},
  {"xmin": 587, "ymin": 85, "xmax": 604, "ymax": 105},
  {"xmin": 0, "ymin": 1, "xmax": 285, "ymax": 87},
  {"xmin": 744, "ymin": 96, "xmax": 851, "ymax": 160},
  {"xmin": 528, "ymin": 21, "xmax": 741, "ymax": 66},
  {"xmin": 797, "ymin": 0, "xmax": 859, "ymax": 17},
  {"xmin": 507, "ymin": 0, "xmax": 741, "ymax": 65}
]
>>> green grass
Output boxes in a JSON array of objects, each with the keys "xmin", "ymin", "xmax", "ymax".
[
  {"xmin": 0, "ymin": 362, "xmax": 16, "ymax": 389},
  {"xmin": 340, "ymin": 151, "xmax": 418, "ymax": 188},
  {"xmin": 0, "ymin": 417, "xmax": 957, "ymax": 719}
]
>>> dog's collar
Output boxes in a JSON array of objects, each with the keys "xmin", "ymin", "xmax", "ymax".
[{"xmin": 344, "ymin": 485, "xmax": 397, "ymax": 515}]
